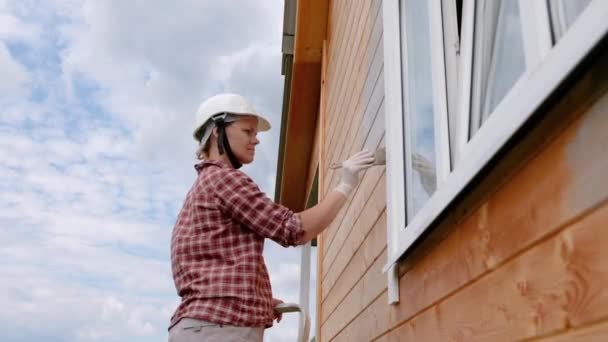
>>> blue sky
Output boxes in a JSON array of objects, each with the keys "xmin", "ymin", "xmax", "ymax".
[{"xmin": 0, "ymin": 1, "xmax": 314, "ymax": 341}]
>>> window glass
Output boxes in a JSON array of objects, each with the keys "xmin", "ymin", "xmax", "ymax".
[
  {"xmin": 549, "ymin": 0, "xmax": 592, "ymax": 40},
  {"xmin": 470, "ymin": 0, "xmax": 526, "ymax": 137},
  {"xmin": 400, "ymin": 0, "xmax": 438, "ymax": 219}
]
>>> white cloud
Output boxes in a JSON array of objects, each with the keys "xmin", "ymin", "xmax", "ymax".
[
  {"xmin": 0, "ymin": 0, "xmax": 314, "ymax": 341},
  {"xmin": 101, "ymin": 296, "xmax": 126, "ymax": 319},
  {"xmin": 0, "ymin": 1, "xmax": 311, "ymax": 341},
  {"xmin": 0, "ymin": 43, "xmax": 30, "ymax": 101},
  {"xmin": 0, "ymin": 1, "xmax": 41, "ymax": 42}
]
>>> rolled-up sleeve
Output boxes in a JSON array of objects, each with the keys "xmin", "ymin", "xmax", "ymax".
[{"xmin": 212, "ymin": 168, "xmax": 304, "ymax": 247}]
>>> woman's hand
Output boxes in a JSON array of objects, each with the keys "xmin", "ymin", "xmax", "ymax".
[
  {"xmin": 272, "ymin": 298, "xmax": 284, "ymax": 323},
  {"xmin": 334, "ymin": 149, "xmax": 375, "ymax": 196},
  {"xmin": 412, "ymin": 152, "xmax": 436, "ymax": 195}
]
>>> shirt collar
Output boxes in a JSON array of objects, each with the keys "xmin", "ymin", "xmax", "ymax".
[{"xmin": 194, "ymin": 159, "xmax": 232, "ymax": 173}]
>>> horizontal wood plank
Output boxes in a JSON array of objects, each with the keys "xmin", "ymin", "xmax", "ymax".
[
  {"xmin": 321, "ymin": 211, "xmax": 387, "ymax": 323},
  {"xmin": 532, "ymin": 320, "xmax": 608, "ymax": 341},
  {"xmin": 325, "ymin": 0, "xmax": 372, "ymax": 131},
  {"xmin": 325, "ymin": 0, "xmax": 379, "ymax": 143},
  {"xmin": 324, "ymin": 0, "xmax": 366, "ymax": 135},
  {"xmin": 322, "ymin": 96, "xmax": 385, "ymax": 263},
  {"xmin": 324, "ymin": 7, "xmax": 384, "ymax": 194},
  {"xmin": 325, "ymin": 9, "xmax": 384, "ymax": 182},
  {"xmin": 375, "ymin": 200, "xmax": 608, "ymax": 342},
  {"xmin": 328, "ymin": 92, "xmax": 385, "ymax": 192},
  {"xmin": 325, "ymin": 60, "xmax": 384, "ymax": 194},
  {"xmin": 323, "ymin": 3, "xmax": 383, "ymax": 194},
  {"xmin": 323, "ymin": 249, "xmax": 388, "ymax": 341},
  {"xmin": 322, "ymin": 168, "xmax": 385, "ymax": 279}
]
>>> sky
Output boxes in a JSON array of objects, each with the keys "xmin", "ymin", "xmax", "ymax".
[{"xmin": 0, "ymin": 1, "xmax": 315, "ymax": 341}]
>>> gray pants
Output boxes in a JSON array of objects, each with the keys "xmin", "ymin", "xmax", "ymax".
[{"xmin": 169, "ymin": 318, "xmax": 264, "ymax": 342}]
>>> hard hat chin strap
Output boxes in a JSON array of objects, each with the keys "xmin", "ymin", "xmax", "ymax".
[{"xmin": 212, "ymin": 113, "xmax": 243, "ymax": 169}]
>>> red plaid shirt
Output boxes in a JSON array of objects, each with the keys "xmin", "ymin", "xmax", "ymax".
[{"xmin": 169, "ymin": 159, "xmax": 303, "ymax": 329}]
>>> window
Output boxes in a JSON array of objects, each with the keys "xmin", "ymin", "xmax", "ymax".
[
  {"xmin": 442, "ymin": 0, "xmax": 464, "ymax": 165},
  {"xmin": 549, "ymin": 0, "xmax": 593, "ymax": 41},
  {"xmin": 399, "ymin": 0, "xmax": 439, "ymax": 218},
  {"xmin": 383, "ymin": 0, "xmax": 607, "ymax": 303},
  {"xmin": 383, "ymin": 0, "xmax": 452, "ymax": 303},
  {"xmin": 459, "ymin": 0, "xmax": 554, "ymax": 152},
  {"xmin": 470, "ymin": 0, "xmax": 526, "ymax": 136}
]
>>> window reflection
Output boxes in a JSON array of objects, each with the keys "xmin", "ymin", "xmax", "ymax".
[{"xmin": 400, "ymin": 0, "xmax": 438, "ymax": 219}]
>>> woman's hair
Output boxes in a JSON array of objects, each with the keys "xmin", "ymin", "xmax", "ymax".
[
  {"xmin": 195, "ymin": 114, "xmax": 242, "ymax": 160},
  {"xmin": 196, "ymin": 137, "xmax": 212, "ymax": 160}
]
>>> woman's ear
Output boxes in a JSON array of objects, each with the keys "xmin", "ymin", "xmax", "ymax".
[{"xmin": 212, "ymin": 127, "xmax": 219, "ymax": 137}]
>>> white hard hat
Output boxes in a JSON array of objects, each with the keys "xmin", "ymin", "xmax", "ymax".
[{"xmin": 193, "ymin": 93, "xmax": 271, "ymax": 141}]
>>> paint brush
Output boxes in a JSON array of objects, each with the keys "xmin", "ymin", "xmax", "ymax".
[
  {"xmin": 274, "ymin": 302, "xmax": 302, "ymax": 313},
  {"xmin": 328, "ymin": 147, "xmax": 386, "ymax": 169}
]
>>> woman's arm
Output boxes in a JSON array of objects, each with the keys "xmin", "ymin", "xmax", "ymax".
[
  {"xmin": 297, "ymin": 150, "xmax": 375, "ymax": 245},
  {"xmin": 298, "ymin": 190, "xmax": 347, "ymax": 244}
]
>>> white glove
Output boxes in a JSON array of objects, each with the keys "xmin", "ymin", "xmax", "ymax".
[
  {"xmin": 412, "ymin": 152, "xmax": 436, "ymax": 195},
  {"xmin": 333, "ymin": 150, "xmax": 375, "ymax": 196}
]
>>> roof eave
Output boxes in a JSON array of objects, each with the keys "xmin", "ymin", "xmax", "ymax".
[{"xmin": 275, "ymin": 0, "xmax": 329, "ymax": 211}]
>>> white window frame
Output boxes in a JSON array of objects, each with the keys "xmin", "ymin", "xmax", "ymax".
[
  {"xmin": 548, "ymin": 0, "xmax": 594, "ymax": 41},
  {"xmin": 459, "ymin": 0, "xmax": 553, "ymax": 154},
  {"xmin": 383, "ymin": 0, "xmax": 452, "ymax": 304},
  {"xmin": 297, "ymin": 242, "xmax": 311, "ymax": 342},
  {"xmin": 442, "ymin": 0, "xmax": 463, "ymax": 166},
  {"xmin": 399, "ymin": 0, "xmax": 452, "ymax": 224},
  {"xmin": 383, "ymin": 0, "xmax": 608, "ymax": 304}
]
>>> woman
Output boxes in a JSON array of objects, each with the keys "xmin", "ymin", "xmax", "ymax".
[{"xmin": 169, "ymin": 93, "xmax": 374, "ymax": 341}]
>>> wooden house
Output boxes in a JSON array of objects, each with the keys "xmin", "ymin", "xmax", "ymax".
[{"xmin": 276, "ymin": 0, "xmax": 608, "ymax": 340}]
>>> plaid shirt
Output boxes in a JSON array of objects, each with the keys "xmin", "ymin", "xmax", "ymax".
[{"xmin": 169, "ymin": 160, "xmax": 303, "ymax": 329}]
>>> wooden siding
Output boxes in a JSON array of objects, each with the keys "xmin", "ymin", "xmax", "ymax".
[
  {"xmin": 315, "ymin": 1, "xmax": 608, "ymax": 341},
  {"xmin": 318, "ymin": 0, "xmax": 387, "ymax": 339},
  {"xmin": 322, "ymin": 0, "xmax": 384, "ymax": 276},
  {"xmin": 316, "ymin": 38, "xmax": 329, "ymax": 342}
]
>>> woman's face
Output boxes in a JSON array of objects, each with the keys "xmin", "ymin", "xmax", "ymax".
[{"xmin": 224, "ymin": 116, "xmax": 260, "ymax": 164}]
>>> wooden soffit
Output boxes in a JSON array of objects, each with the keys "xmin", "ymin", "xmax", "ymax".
[{"xmin": 278, "ymin": 0, "xmax": 329, "ymax": 211}]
